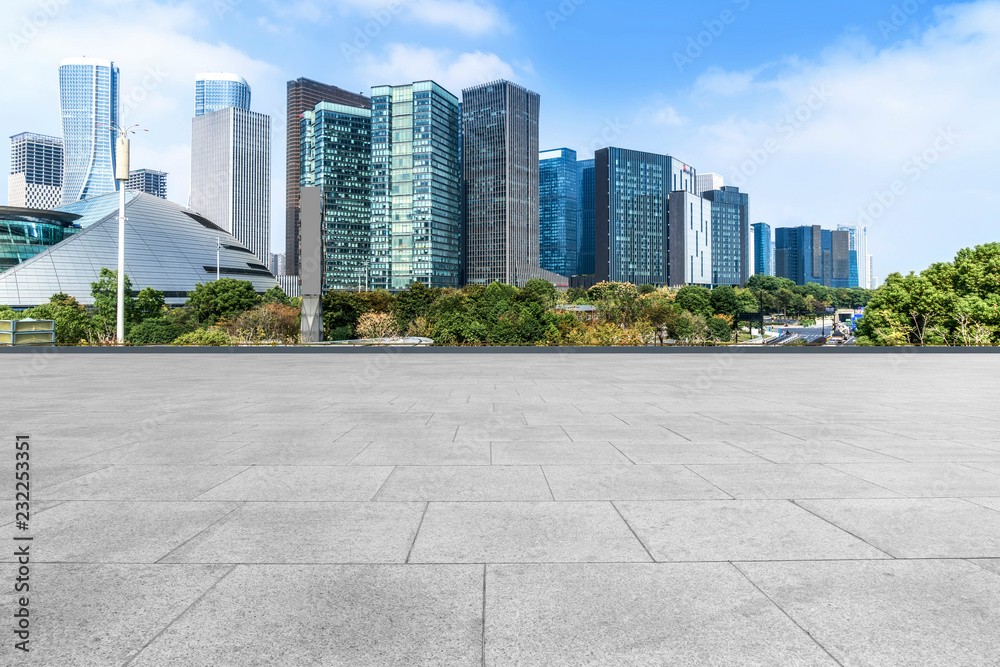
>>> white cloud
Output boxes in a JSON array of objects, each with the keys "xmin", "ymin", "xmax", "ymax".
[
  {"xmin": 358, "ymin": 44, "xmax": 516, "ymax": 93},
  {"xmin": 0, "ymin": 0, "xmax": 285, "ymax": 249},
  {"xmin": 266, "ymin": 0, "xmax": 510, "ymax": 36},
  {"xmin": 622, "ymin": 0, "xmax": 1000, "ymax": 276}
]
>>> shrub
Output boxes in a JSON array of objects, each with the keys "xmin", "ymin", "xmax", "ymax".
[
  {"xmin": 186, "ymin": 279, "xmax": 262, "ymax": 324},
  {"xmin": 356, "ymin": 311, "xmax": 399, "ymax": 341},
  {"xmin": 328, "ymin": 325, "xmax": 353, "ymax": 342},
  {"xmin": 226, "ymin": 303, "xmax": 300, "ymax": 344},
  {"xmin": 170, "ymin": 328, "xmax": 232, "ymax": 346},
  {"xmin": 128, "ymin": 318, "xmax": 191, "ymax": 346}
]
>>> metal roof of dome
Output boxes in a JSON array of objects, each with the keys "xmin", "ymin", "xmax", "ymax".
[{"xmin": 0, "ymin": 192, "xmax": 278, "ymax": 308}]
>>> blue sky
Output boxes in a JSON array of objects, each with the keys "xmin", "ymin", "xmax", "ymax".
[{"xmin": 2, "ymin": 0, "xmax": 998, "ymax": 278}]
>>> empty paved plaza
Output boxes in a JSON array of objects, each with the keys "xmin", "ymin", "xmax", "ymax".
[{"xmin": 2, "ymin": 350, "xmax": 1000, "ymax": 666}]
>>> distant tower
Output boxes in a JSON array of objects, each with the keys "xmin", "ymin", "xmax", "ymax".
[
  {"xmin": 190, "ymin": 74, "xmax": 270, "ymax": 263},
  {"xmin": 127, "ymin": 169, "xmax": 167, "ymax": 199},
  {"xmin": 539, "ymin": 148, "xmax": 579, "ymax": 277},
  {"xmin": 462, "ymin": 80, "xmax": 545, "ymax": 287},
  {"xmin": 9, "ymin": 133, "xmax": 63, "ymax": 209},
  {"xmin": 695, "ymin": 172, "xmax": 724, "ymax": 195},
  {"xmin": 285, "ymin": 78, "xmax": 370, "ymax": 276},
  {"xmin": 369, "ymin": 81, "xmax": 461, "ymax": 290},
  {"xmin": 195, "ymin": 73, "xmax": 250, "ymax": 116},
  {"xmin": 59, "ymin": 57, "xmax": 119, "ymax": 204}
]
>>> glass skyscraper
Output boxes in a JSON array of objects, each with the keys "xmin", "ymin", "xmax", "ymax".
[
  {"xmin": 59, "ymin": 57, "xmax": 119, "ymax": 205},
  {"xmin": 751, "ymin": 222, "xmax": 773, "ymax": 276},
  {"xmin": 464, "ymin": 80, "xmax": 561, "ymax": 287},
  {"xmin": 837, "ymin": 224, "xmax": 869, "ymax": 288},
  {"xmin": 195, "ymin": 73, "xmax": 251, "ymax": 117},
  {"xmin": 370, "ymin": 81, "xmax": 461, "ymax": 290},
  {"xmin": 539, "ymin": 148, "xmax": 579, "ymax": 277},
  {"xmin": 577, "ymin": 158, "xmax": 595, "ymax": 276},
  {"xmin": 775, "ymin": 225, "xmax": 850, "ymax": 287},
  {"xmin": 300, "ymin": 102, "xmax": 371, "ymax": 291},
  {"xmin": 285, "ymin": 78, "xmax": 370, "ymax": 277},
  {"xmin": 594, "ymin": 147, "xmax": 696, "ymax": 285},
  {"xmin": 702, "ymin": 186, "xmax": 750, "ymax": 287},
  {"xmin": 190, "ymin": 74, "xmax": 271, "ymax": 264}
]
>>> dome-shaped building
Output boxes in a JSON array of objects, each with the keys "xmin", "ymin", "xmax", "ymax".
[{"xmin": 0, "ymin": 191, "xmax": 278, "ymax": 308}]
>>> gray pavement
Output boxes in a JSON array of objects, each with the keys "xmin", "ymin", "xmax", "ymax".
[{"xmin": 2, "ymin": 351, "xmax": 1000, "ymax": 666}]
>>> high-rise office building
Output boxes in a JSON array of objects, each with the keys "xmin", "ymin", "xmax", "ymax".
[
  {"xmin": 751, "ymin": 222, "xmax": 773, "ymax": 277},
  {"xmin": 696, "ymin": 172, "xmax": 724, "ymax": 195},
  {"xmin": 667, "ymin": 190, "xmax": 712, "ymax": 287},
  {"xmin": 59, "ymin": 57, "xmax": 119, "ymax": 204},
  {"xmin": 539, "ymin": 148, "xmax": 579, "ymax": 277},
  {"xmin": 837, "ymin": 224, "xmax": 869, "ymax": 288},
  {"xmin": 268, "ymin": 252, "xmax": 286, "ymax": 277},
  {"xmin": 868, "ymin": 255, "xmax": 876, "ymax": 290},
  {"xmin": 286, "ymin": 78, "xmax": 369, "ymax": 276},
  {"xmin": 300, "ymin": 101, "xmax": 371, "ymax": 291},
  {"xmin": 594, "ymin": 147, "xmax": 696, "ymax": 285},
  {"xmin": 127, "ymin": 169, "xmax": 167, "ymax": 199},
  {"xmin": 195, "ymin": 73, "xmax": 251, "ymax": 117},
  {"xmin": 775, "ymin": 225, "xmax": 851, "ymax": 287},
  {"xmin": 577, "ymin": 158, "xmax": 595, "ymax": 276},
  {"xmin": 190, "ymin": 105, "xmax": 271, "ymax": 264},
  {"xmin": 370, "ymin": 81, "xmax": 461, "ymax": 290},
  {"xmin": 702, "ymin": 186, "xmax": 750, "ymax": 287},
  {"xmin": 464, "ymin": 80, "xmax": 566, "ymax": 287},
  {"xmin": 8, "ymin": 133, "xmax": 63, "ymax": 209}
]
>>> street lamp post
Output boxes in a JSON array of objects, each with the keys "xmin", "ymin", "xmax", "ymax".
[{"xmin": 110, "ymin": 122, "xmax": 146, "ymax": 345}]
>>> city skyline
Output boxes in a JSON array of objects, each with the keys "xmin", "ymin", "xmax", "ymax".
[{"xmin": 1, "ymin": 0, "xmax": 996, "ymax": 278}]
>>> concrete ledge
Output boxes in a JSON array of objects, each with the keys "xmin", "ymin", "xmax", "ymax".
[{"xmin": 2, "ymin": 345, "xmax": 1000, "ymax": 354}]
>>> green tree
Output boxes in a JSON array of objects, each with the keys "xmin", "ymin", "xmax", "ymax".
[
  {"xmin": 186, "ymin": 279, "xmax": 262, "ymax": 324},
  {"xmin": 22, "ymin": 294, "xmax": 94, "ymax": 345},
  {"xmin": 709, "ymin": 285, "xmax": 740, "ymax": 317},
  {"xmin": 91, "ymin": 268, "xmax": 134, "ymax": 333},
  {"xmin": 134, "ymin": 287, "xmax": 166, "ymax": 322},
  {"xmin": 707, "ymin": 316, "xmax": 734, "ymax": 343},
  {"xmin": 675, "ymin": 285, "xmax": 713, "ymax": 318},
  {"xmin": 517, "ymin": 279, "xmax": 557, "ymax": 309}
]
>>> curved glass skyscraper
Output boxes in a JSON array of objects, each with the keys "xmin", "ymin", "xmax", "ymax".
[
  {"xmin": 195, "ymin": 73, "xmax": 251, "ymax": 116},
  {"xmin": 59, "ymin": 57, "xmax": 119, "ymax": 205}
]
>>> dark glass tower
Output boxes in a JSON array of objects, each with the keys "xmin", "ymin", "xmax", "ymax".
[
  {"xmin": 286, "ymin": 78, "xmax": 369, "ymax": 276},
  {"xmin": 462, "ymin": 80, "xmax": 542, "ymax": 287},
  {"xmin": 775, "ymin": 225, "xmax": 850, "ymax": 287},
  {"xmin": 539, "ymin": 148, "xmax": 578, "ymax": 277},
  {"xmin": 594, "ymin": 147, "xmax": 696, "ymax": 285},
  {"xmin": 577, "ymin": 158, "xmax": 595, "ymax": 276},
  {"xmin": 300, "ymin": 102, "xmax": 371, "ymax": 291},
  {"xmin": 703, "ymin": 186, "xmax": 750, "ymax": 287}
]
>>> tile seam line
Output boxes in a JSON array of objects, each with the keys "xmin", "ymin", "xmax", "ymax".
[
  {"xmin": 679, "ymin": 464, "xmax": 737, "ymax": 500},
  {"xmin": 610, "ymin": 501, "xmax": 656, "ymax": 563},
  {"xmin": 154, "ymin": 501, "xmax": 246, "ymax": 564},
  {"xmin": 729, "ymin": 562, "xmax": 847, "ymax": 667},
  {"xmin": 816, "ymin": 462, "xmax": 905, "ymax": 496},
  {"xmin": 539, "ymin": 466, "xmax": 556, "ymax": 501},
  {"xmin": 187, "ymin": 464, "xmax": 256, "ymax": 501},
  {"xmin": 405, "ymin": 502, "xmax": 430, "ymax": 564},
  {"xmin": 369, "ymin": 465, "xmax": 398, "ymax": 501},
  {"xmin": 790, "ymin": 500, "xmax": 897, "ymax": 560},
  {"xmin": 120, "ymin": 563, "xmax": 239, "ymax": 667},
  {"xmin": 19, "ymin": 557, "xmax": 990, "ymax": 566}
]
